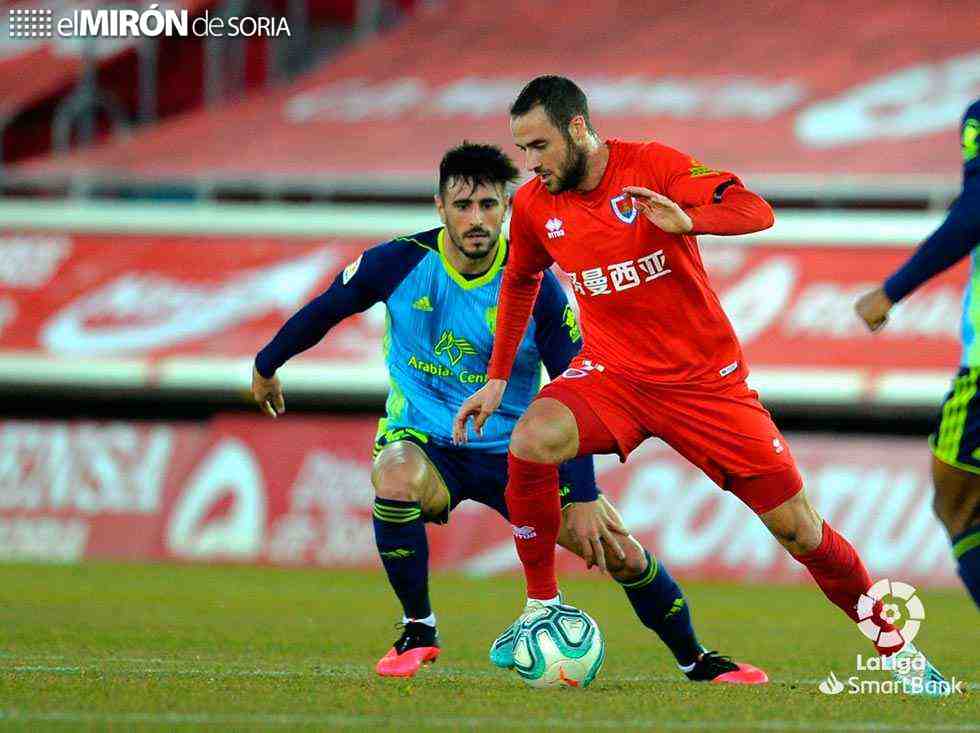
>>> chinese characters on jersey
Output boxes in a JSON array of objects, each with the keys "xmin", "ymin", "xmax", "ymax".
[{"xmin": 567, "ymin": 250, "xmax": 671, "ymax": 297}]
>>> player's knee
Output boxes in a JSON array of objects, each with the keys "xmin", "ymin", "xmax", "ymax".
[
  {"xmin": 373, "ymin": 467, "xmax": 421, "ymax": 502},
  {"xmin": 609, "ymin": 537, "xmax": 648, "ymax": 583},
  {"xmin": 776, "ymin": 516, "xmax": 823, "ymax": 555},
  {"xmin": 762, "ymin": 491, "xmax": 823, "ymax": 555},
  {"xmin": 930, "ymin": 456, "xmax": 980, "ymax": 535},
  {"xmin": 510, "ymin": 419, "xmax": 549, "ymax": 462},
  {"xmin": 372, "ymin": 447, "xmax": 427, "ymax": 502},
  {"xmin": 776, "ymin": 529, "xmax": 818, "ymax": 556},
  {"xmin": 510, "ymin": 404, "xmax": 576, "ymax": 464},
  {"xmin": 932, "ymin": 479, "xmax": 980, "ymax": 536}
]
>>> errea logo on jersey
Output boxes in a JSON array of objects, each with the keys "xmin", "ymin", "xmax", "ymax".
[{"xmin": 545, "ymin": 218, "xmax": 566, "ymax": 239}]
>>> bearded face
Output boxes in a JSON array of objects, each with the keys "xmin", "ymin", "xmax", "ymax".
[
  {"xmin": 511, "ymin": 105, "xmax": 591, "ymax": 194},
  {"xmin": 548, "ymin": 132, "xmax": 589, "ymax": 194},
  {"xmin": 437, "ymin": 178, "xmax": 507, "ymax": 262}
]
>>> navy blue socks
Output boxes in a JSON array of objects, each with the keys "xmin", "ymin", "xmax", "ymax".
[
  {"xmin": 619, "ymin": 550, "xmax": 702, "ymax": 666},
  {"xmin": 373, "ymin": 497, "xmax": 432, "ymax": 620}
]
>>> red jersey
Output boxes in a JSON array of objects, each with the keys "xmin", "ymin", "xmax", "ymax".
[{"xmin": 488, "ymin": 139, "xmax": 774, "ymax": 385}]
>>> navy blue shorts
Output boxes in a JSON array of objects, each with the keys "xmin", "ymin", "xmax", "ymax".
[
  {"xmin": 373, "ymin": 428, "xmax": 596, "ymax": 524},
  {"xmin": 931, "ymin": 367, "xmax": 980, "ymax": 474}
]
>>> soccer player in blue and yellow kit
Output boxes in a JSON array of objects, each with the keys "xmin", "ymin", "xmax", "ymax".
[
  {"xmin": 252, "ymin": 142, "xmax": 764, "ymax": 681},
  {"xmin": 856, "ymin": 98, "xmax": 980, "ymax": 610}
]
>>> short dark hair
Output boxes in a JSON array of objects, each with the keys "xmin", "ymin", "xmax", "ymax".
[
  {"xmin": 510, "ymin": 75, "xmax": 593, "ymax": 135},
  {"xmin": 438, "ymin": 141, "xmax": 520, "ymax": 197}
]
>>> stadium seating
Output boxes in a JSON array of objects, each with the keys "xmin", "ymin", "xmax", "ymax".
[{"xmin": 8, "ymin": 0, "xmax": 976, "ymax": 203}]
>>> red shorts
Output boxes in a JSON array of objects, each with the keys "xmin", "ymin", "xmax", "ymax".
[{"xmin": 537, "ymin": 361, "xmax": 803, "ymax": 515}]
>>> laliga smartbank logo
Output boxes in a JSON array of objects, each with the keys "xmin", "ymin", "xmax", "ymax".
[
  {"xmin": 818, "ymin": 658, "xmax": 965, "ymax": 697},
  {"xmin": 856, "ymin": 578, "xmax": 924, "ymax": 647},
  {"xmin": 818, "ymin": 672, "xmax": 846, "ymax": 695},
  {"xmin": 817, "ymin": 579, "xmax": 966, "ymax": 697},
  {"xmin": 7, "ymin": 4, "xmax": 290, "ymax": 39}
]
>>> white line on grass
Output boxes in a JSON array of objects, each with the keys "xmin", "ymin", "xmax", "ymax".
[
  {"xmin": 0, "ymin": 711, "xmax": 976, "ymax": 731},
  {"xmin": 3, "ymin": 663, "xmax": 978, "ymax": 690}
]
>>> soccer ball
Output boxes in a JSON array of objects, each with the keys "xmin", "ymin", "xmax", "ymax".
[{"xmin": 512, "ymin": 604, "xmax": 605, "ymax": 688}]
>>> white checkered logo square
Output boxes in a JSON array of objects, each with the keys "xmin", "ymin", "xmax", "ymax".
[{"xmin": 8, "ymin": 7, "xmax": 53, "ymax": 38}]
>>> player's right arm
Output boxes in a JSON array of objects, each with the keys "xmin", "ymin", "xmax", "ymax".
[
  {"xmin": 452, "ymin": 190, "xmax": 554, "ymax": 443},
  {"xmin": 856, "ymin": 104, "xmax": 980, "ymax": 331},
  {"xmin": 252, "ymin": 241, "xmax": 410, "ymax": 417}
]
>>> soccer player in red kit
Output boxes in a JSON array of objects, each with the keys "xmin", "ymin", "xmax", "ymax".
[{"xmin": 453, "ymin": 75, "xmax": 946, "ymax": 692}]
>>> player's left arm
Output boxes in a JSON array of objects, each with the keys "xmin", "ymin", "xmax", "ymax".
[
  {"xmin": 856, "ymin": 188, "xmax": 980, "ymax": 330},
  {"xmin": 883, "ymin": 190, "xmax": 980, "ymax": 302},
  {"xmin": 624, "ymin": 143, "xmax": 774, "ymax": 236},
  {"xmin": 857, "ymin": 105, "xmax": 980, "ymax": 331}
]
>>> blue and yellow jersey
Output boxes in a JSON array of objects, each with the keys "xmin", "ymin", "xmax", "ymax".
[
  {"xmin": 958, "ymin": 100, "xmax": 980, "ymax": 365},
  {"xmin": 256, "ymin": 227, "xmax": 581, "ymax": 452},
  {"xmin": 884, "ymin": 99, "xmax": 980, "ymax": 366}
]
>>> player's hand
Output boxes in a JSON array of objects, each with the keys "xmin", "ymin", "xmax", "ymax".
[
  {"xmin": 621, "ymin": 186, "xmax": 693, "ymax": 234},
  {"xmin": 563, "ymin": 499, "xmax": 629, "ymax": 573},
  {"xmin": 252, "ymin": 364, "xmax": 285, "ymax": 418},
  {"xmin": 855, "ymin": 287, "xmax": 893, "ymax": 332},
  {"xmin": 452, "ymin": 379, "xmax": 506, "ymax": 444}
]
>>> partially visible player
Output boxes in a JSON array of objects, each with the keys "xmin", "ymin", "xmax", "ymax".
[
  {"xmin": 253, "ymin": 142, "xmax": 765, "ymax": 682},
  {"xmin": 856, "ymin": 98, "xmax": 980, "ymax": 610},
  {"xmin": 454, "ymin": 76, "xmax": 946, "ymax": 693}
]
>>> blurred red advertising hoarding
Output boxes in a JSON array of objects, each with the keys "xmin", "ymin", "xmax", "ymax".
[
  {"xmin": 0, "ymin": 231, "xmax": 966, "ymax": 403},
  {"xmin": 0, "ymin": 416, "xmax": 958, "ymax": 587}
]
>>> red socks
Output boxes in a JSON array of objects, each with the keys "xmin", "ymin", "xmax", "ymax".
[
  {"xmin": 794, "ymin": 521, "xmax": 900, "ymax": 655},
  {"xmin": 505, "ymin": 452, "xmax": 562, "ymax": 600},
  {"xmin": 793, "ymin": 521, "xmax": 869, "ymax": 622}
]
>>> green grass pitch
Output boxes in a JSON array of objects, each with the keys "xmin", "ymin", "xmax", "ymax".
[{"xmin": 0, "ymin": 562, "xmax": 976, "ymax": 731}]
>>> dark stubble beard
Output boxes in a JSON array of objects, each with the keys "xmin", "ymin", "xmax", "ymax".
[
  {"xmin": 449, "ymin": 227, "xmax": 498, "ymax": 261},
  {"xmin": 552, "ymin": 135, "xmax": 589, "ymax": 193}
]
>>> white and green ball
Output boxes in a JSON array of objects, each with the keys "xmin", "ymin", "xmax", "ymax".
[{"xmin": 512, "ymin": 604, "xmax": 605, "ymax": 688}]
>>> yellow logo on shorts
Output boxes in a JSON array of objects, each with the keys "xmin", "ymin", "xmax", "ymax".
[{"xmin": 563, "ymin": 305, "xmax": 581, "ymax": 342}]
